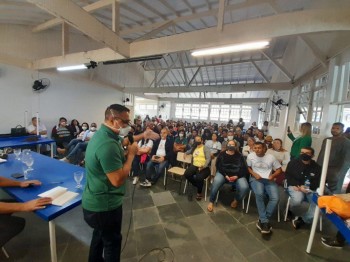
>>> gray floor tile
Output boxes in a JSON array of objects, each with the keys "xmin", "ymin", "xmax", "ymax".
[
  {"xmin": 246, "ymin": 249, "xmax": 281, "ymax": 262},
  {"xmin": 151, "ymin": 191, "xmax": 176, "ymax": 206},
  {"xmin": 176, "ymin": 199, "xmax": 204, "ymax": 217},
  {"xmin": 270, "ymin": 239, "xmax": 316, "ymax": 262},
  {"xmin": 131, "ymin": 194, "xmax": 154, "ymax": 210},
  {"xmin": 226, "ymin": 226, "xmax": 265, "ymax": 257},
  {"xmin": 121, "ymin": 231, "xmax": 138, "ymax": 259},
  {"xmin": 200, "ymin": 232, "xmax": 247, "ymax": 262},
  {"xmin": 186, "ymin": 213, "xmax": 220, "ymax": 239},
  {"xmin": 208, "ymin": 210, "xmax": 242, "ymax": 233},
  {"xmin": 134, "ymin": 224, "xmax": 169, "ymax": 256},
  {"xmin": 157, "ymin": 203, "xmax": 185, "ymax": 223},
  {"xmin": 163, "ymin": 218, "xmax": 198, "ymax": 247},
  {"xmin": 171, "ymin": 240, "xmax": 212, "ymax": 262},
  {"xmin": 133, "ymin": 206, "xmax": 160, "ymax": 229}
]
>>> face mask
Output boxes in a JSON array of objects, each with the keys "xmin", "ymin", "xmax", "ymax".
[
  {"xmin": 194, "ymin": 141, "xmax": 201, "ymax": 147},
  {"xmin": 300, "ymin": 153, "xmax": 312, "ymax": 161},
  {"xmin": 118, "ymin": 126, "xmax": 132, "ymax": 137},
  {"xmin": 227, "ymin": 146, "xmax": 236, "ymax": 151},
  {"xmin": 179, "ymin": 133, "xmax": 184, "ymax": 138},
  {"xmin": 224, "ymin": 138, "xmax": 228, "ymax": 141},
  {"xmin": 90, "ymin": 127, "xmax": 96, "ymax": 132},
  {"xmin": 228, "ymin": 136, "xmax": 234, "ymax": 140},
  {"xmin": 82, "ymin": 126, "xmax": 87, "ymax": 131}
]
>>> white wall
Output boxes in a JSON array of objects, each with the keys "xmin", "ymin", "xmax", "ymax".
[{"xmin": 0, "ymin": 63, "xmax": 139, "ymax": 135}]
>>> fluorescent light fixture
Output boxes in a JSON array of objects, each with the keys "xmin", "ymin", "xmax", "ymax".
[
  {"xmin": 57, "ymin": 64, "xmax": 87, "ymax": 71},
  {"xmin": 191, "ymin": 41, "xmax": 269, "ymax": 57}
]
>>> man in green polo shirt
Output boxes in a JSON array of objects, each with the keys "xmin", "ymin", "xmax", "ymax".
[{"xmin": 82, "ymin": 104, "xmax": 138, "ymax": 262}]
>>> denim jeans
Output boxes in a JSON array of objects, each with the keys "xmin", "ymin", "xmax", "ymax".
[
  {"xmin": 83, "ymin": 206, "xmax": 123, "ymax": 262},
  {"xmin": 250, "ymin": 177, "xmax": 279, "ymax": 223},
  {"xmin": 66, "ymin": 142, "xmax": 88, "ymax": 160},
  {"xmin": 209, "ymin": 172, "xmax": 249, "ymax": 203},
  {"xmin": 145, "ymin": 160, "xmax": 168, "ymax": 184},
  {"xmin": 287, "ymin": 186, "xmax": 315, "ymax": 224}
]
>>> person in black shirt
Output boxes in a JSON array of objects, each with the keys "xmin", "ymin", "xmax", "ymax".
[
  {"xmin": 286, "ymin": 146, "xmax": 321, "ymax": 229},
  {"xmin": 207, "ymin": 140, "xmax": 249, "ymax": 212}
]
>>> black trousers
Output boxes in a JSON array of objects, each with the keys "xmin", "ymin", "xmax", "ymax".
[
  {"xmin": 0, "ymin": 214, "xmax": 25, "ymax": 247},
  {"xmin": 83, "ymin": 206, "xmax": 123, "ymax": 262},
  {"xmin": 184, "ymin": 164, "xmax": 210, "ymax": 194}
]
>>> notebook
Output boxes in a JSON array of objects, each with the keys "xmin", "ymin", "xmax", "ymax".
[{"xmin": 38, "ymin": 186, "xmax": 79, "ymax": 206}]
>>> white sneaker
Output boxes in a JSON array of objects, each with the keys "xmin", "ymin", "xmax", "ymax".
[
  {"xmin": 133, "ymin": 177, "xmax": 139, "ymax": 185},
  {"xmin": 140, "ymin": 179, "xmax": 152, "ymax": 187},
  {"xmin": 60, "ymin": 157, "xmax": 69, "ymax": 162}
]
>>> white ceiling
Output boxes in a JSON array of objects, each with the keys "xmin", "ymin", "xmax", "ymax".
[{"xmin": 1, "ymin": 0, "xmax": 350, "ymax": 101}]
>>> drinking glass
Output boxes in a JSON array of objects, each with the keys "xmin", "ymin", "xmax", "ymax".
[
  {"xmin": 14, "ymin": 148, "xmax": 21, "ymax": 160},
  {"xmin": 22, "ymin": 165, "xmax": 28, "ymax": 180},
  {"xmin": 74, "ymin": 171, "xmax": 84, "ymax": 189},
  {"xmin": 25, "ymin": 155, "xmax": 34, "ymax": 171}
]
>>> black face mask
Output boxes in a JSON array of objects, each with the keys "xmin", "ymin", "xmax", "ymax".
[
  {"xmin": 227, "ymin": 146, "xmax": 236, "ymax": 151},
  {"xmin": 300, "ymin": 153, "xmax": 312, "ymax": 161},
  {"xmin": 194, "ymin": 141, "xmax": 201, "ymax": 147}
]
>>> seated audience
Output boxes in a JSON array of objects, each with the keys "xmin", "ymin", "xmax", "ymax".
[
  {"xmin": 187, "ymin": 129, "xmax": 198, "ymax": 149},
  {"xmin": 51, "ymin": 117, "xmax": 73, "ymax": 154},
  {"xmin": 184, "ymin": 136, "xmax": 211, "ymax": 201},
  {"xmin": 261, "ymin": 121, "xmax": 269, "ymax": 136},
  {"xmin": 140, "ymin": 128, "xmax": 173, "ymax": 187},
  {"xmin": 255, "ymin": 129, "xmax": 265, "ymax": 143},
  {"xmin": 205, "ymin": 133, "xmax": 222, "ymax": 180},
  {"xmin": 0, "ymin": 176, "xmax": 51, "ymax": 248},
  {"xmin": 131, "ymin": 137, "xmax": 153, "ymax": 184},
  {"xmin": 207, "ymin": 140, "xmax": 249, "ymax": 212},
  {"xmin": 266, "ymin": 139, "xmax": 290, "ymax": 172},
  {"xmin": 285, "ymin": 147, "xmax": 321, "ymax": 229},
  {"xmin": 70, "ymin": 119, "xmax": 82, "ymax": 138},
  {"xmin": 27, "ymin": 117, "xmax": 47, "ymax": 136},
  {"xmin": 247, "ymin": 142, "xmax": 282, "ymax": 235},
  {"xmin": 242, "ymin": 137, "xmax": 255, "ymax": 157},
  {"xmin": 264, "ymin": 135, "xmax": 273, "ymax": 149}
]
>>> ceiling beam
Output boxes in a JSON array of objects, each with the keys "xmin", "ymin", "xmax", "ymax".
[
  {"xmin": 28, "ymin": 0, "xmax": 129, "ymax": 57},
  {"xmin": 130, "ymin": 8, "xmax": 350, "ymax": 58},
  {"xmin": 251, "ymin": 60, "xmax": 270, "ymax": 83},
  {"xmin": 0, "ymin": 54, "xmax": 31, "ymax": 69},
  {"xmin": 299, "ymin": 36, "xmax": 328, "ymax": 68},
  {"xmin": 123, "ymin": 82, "xmax": 292, "ymax": 93},
  {"xmin": 31, "ymin": 48, "xmax": 124, "ymax": 70},
  {"xmin": 62, "ymin": 22, "xmax": 69, "ymax": 56},
  {"xmin": 188, "ymin": 67, "xmax": 201, "ymax": 87},
  {"xmin": 158, "ymin": 98, "xmax": 268, "ymax": 103},
  {"xmin": 217, "ymin": 0, "xmax": 226, "ymax": 31},
  {"xmin": 112, "ymin": 0, "xmax": 120, "ymax": 34},
  {"xmin": 261, "ymin": 51, "xmax": 293, "ymax": 81},
  {"xmin": 156, "ymin": 56, "xmax": 179, "ymax": 85},
  {"xmin": 132, "ymin": 21, "xmax": 174, "ymax": 42},
  {"xmin": 32, "ymin": 0, "xmax": 115, "ymax": 33}
]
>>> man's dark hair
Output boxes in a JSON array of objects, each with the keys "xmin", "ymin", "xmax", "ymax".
[
  {"xmin": 254, "ymin": 141, "xmax": 266, "ymax": 149},
  {"xmin": 59, "ymin": 117, "xmax": 67, "ymax": 122},
  {"xmin": 301, "ymin": 146, "xmax": 315, "ymax": 155},
  {"xmin": 222, "ymin": 129, "xmax": 228, "ymax": 134},
  {"xmin": 333, "ymin": 122, "xmax": 344, "ymax": 129},
  {"xmin": 105, "ymin": 104, "xmax": 130, "ymax": 120}
]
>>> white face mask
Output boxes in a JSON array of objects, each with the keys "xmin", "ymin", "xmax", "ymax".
[
  {"xmin": 90, "ymin": 127, "xmax": 96, "ymax": 132},
  {"xmin": 82, "ymin": 126, "xmax": 87, "ymax": 131},
  {"xmin": 118, "ymin": 126, "xmax": 132, "ymax": 137},
  {"xmin": 179, "ymin": 133, "xmax": 184, "ymax": 138},
  {"xmin": 228, "ymin": 136, "xmax": 234, "ymax": 140}
]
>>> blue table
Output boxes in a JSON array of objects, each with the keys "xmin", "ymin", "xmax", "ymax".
[
  {"xmin": 0, "ymin": 152, "xmax": 85, "ymax": 262},
  {"xmin": 0, "ymin": 135, "xmax": 55, "ymax": 157}
]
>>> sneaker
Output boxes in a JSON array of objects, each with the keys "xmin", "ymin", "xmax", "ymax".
[
  {"xmin": 321, "ymin": 238, "xmax": 344, "ymax": 249},
  {"xmin": 140, "ymin": 179, "xmax": 152, "ymax": 187},
  {"xmin": 132, "ymin": 176, "xmax": 139, "ymax": 185},
  {"xmin": 60, "ymin": 157, "xmax": 70, "ymax": 163},
  {"xmin": 256, "ymin": 220, "xmax": 271, "ymax": 234},
  {"xmin": 292, "ymin": 217, "xmax": 305, "ymax": 230}
]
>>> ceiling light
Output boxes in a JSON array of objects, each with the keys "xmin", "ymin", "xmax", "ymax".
[
  {"xmin": 191, "ymin": 41, "xmax": 269, "ymax": 57},
  {"xmin": 57, "ymin": 64, "xmax": 87, "ymax": 71}
]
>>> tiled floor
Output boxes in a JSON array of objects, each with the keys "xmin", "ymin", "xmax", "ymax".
[{"xmin": 1, "ymin": 178, "xmax": 349, "ymax": 262}]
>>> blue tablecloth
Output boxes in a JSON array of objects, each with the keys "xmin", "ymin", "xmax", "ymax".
[{"xmin": 0, "ymin": 152, "xmax": 85, "ymax": 221}]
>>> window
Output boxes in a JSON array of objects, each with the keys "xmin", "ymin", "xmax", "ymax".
[
  {"xmin": 230, "ymin": 105, "xmax": 241, "ymax": 122},
  {"xmin": 139, "ymin": 105, "xmax": 146, "ymax": 110},
  {"xmin": 241, "ymin": 106, "xmax": 252, "ymax": 123},
  {"xmin": 295, "ymin": 83, "xmax": 311, "ymax": 130},
  {"xmin": 191, "ymin": 104, "xmax": 200, "ymax": 119},
  {"xmin": 219, "ymin": 105, "xmax": 230, "ymax": 121},
  {"xmin": 311, "ymin": 86, "xmax": 326, "ymax": 135},
  {"xmin": 210, "ymin": 105, "xmax": 220, "ymax": 121},
  {"xmin": 183, "ymin": 104, "xmax": 191, "ymax": 119},
  {"xmin": 199, "ymin": 104, "xmax": 209, "ymax": 120},
  {"xmin": 175, "ymin": 104, "xmax": 183, "ymax": 118},
  {"xmin": 146, "ymin": 104, "xmax": 154, "ymax": 109}
]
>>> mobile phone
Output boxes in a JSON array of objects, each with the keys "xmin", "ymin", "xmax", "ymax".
[
  {"xmin": 154, "ymin": 156, "xmax": 160, "ymax": 159},
  {"xmin": 11, "ymin": 173, "xmax": 24, "ymax": 179}
]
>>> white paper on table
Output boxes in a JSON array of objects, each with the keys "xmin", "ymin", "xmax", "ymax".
[
  {"xmin": 0, "ymin": 158, "xmax": 7, "ymax": 163},
  {"xmin": 38, "ymin": 186, "xmax": 79, "ymax": 206}
]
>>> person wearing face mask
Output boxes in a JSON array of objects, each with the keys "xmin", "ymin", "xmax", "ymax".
[
  {"xmin": 184, "ymin": 136, "xmax": 211, "ymax": 201},
  {"xmin": 51, "ymin": 117, "xmax": 73, "ymax": 155},
  {"xmin": 82, "ymin": 104, "xmax": 139, "ymax": 262},
  {"xmin": 207, "ymin": 140, "xmax": 249, "ymax": 212},
  {"xmin": 173, "ymin": 131, "xmax": 187, "ymax": 154},
  {"xmin": 61, "ymin": 123, "xmax": 98, "ymax": 164},
  {"xmin": 205, "ymin": 133, "xmax": 222, "ymax": 181},
  {"xmin": 285, "ymin": 147, "xmax": 321, "ymax": 230}
]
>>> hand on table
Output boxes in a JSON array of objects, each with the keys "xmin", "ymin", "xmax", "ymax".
[
  {"xmin": 22, "ymin": 197, "xmax": 52, "ymax": 211},
  {"xmin": 20, "ymin": 180, "xmax": 41, "ymax": 188}
]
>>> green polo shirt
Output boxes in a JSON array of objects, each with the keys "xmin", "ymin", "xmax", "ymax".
[{"xmin": 82, "ymin": 124, "xmax": 126, "ymax": 212}]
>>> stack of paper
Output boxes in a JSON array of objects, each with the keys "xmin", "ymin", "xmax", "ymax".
[{"xmin": 38, "ymin": 186, "xmax": 79, "ymax": 206}]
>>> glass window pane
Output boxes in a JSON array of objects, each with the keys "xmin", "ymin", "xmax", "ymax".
[
  {"xmin": 200, "ymin": 104, "xmax": 209, "ymax": 120},
  {"xmin": 183, "ymin": 104, "xmax": 191, "ymax": 119},
  {"xmin": 191, "ymin": 104, "xmax": 200, "ymax": 119},
  {"xmin": 210, "ymin": 105, "xmax": 220, "ymax": 121}
]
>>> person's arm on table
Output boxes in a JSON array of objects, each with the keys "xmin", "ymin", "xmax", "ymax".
[{"xmin": 0, "ymin": 176, "xmax": 41, "ymax": 188}]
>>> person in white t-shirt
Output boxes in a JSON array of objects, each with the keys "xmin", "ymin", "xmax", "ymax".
[
  {"xmin": 27, "ymin": 117, "xmax": 47, "ymax": 137},
  {"xmin": 131, "ymin": 138, "xmax": 153, "ymax": 184},
  {"xmin": 247, "ymin": 142, "xmax": 282, "ymax": 235}
]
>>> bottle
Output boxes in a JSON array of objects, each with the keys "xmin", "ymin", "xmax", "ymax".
[{"xmin": 304, "ymin": 179, "xmax": 310, "ymax": 192}]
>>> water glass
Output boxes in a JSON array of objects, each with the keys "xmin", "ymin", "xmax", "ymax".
[
  {"xmin": 74, "ymin": 171, "xmax": 84, "ymax": 189},
  {"xmin": 14, "ymin": 148, "xmax": 21, "ymax": 160}
]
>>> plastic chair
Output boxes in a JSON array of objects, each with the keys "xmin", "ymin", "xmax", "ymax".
[{"xmin": 165, "ymin": 152, "xmax": 192, "ymax": 193}]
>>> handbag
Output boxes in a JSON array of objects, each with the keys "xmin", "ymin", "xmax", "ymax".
[{"xmin": 11, "ymin": 125, "xmax": 27, "ymax": 137}]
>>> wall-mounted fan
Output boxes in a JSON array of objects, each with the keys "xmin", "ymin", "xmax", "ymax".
[
  {"xmin": 32, "ymin": 78, "xmax": 50, "ymax": 92},
  {"xmin": 271, "ymin": 98, "xmax": 288, "ymax": 110}
]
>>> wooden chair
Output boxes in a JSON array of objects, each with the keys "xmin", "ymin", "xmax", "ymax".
[{"xmin": 164, "ymin": 152, "xmax": 192, "ymax": 194}]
